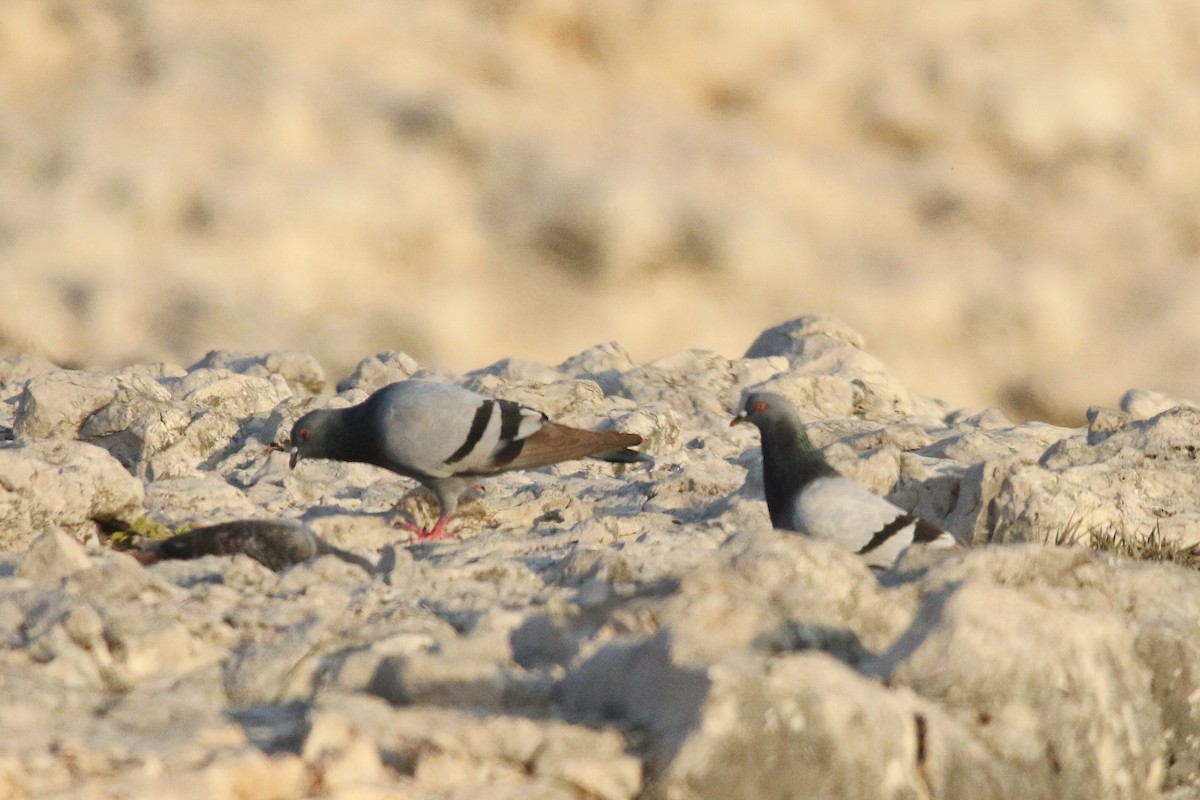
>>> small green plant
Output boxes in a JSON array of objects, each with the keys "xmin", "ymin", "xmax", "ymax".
[
  {"xmin": 104, "ymin": 516, "xmax": 188, "ymax": 549},
  {"xmin": 1054, "ymin": 515, "xmax": 1200, "ymax": 570}
]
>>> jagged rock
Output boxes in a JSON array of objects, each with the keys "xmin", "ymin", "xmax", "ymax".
[
  {"xmin": 612, "ymin": 349, "xmax": 787, "ymax": 424},
  {"xmin": 744, "ymin": 314, "xmax": 869, "ymax": 357},
  {"xmin": 3, "ymin": 318, "xmax": 1200, "ymax": 796},
  {"xmin": 0, "ymin": 439, "xmax": 144, "ymax": 549},
  {"xmin": 982, "ymin": 407, "xmax": 1200, "ymax": 545},
  {"xmin": 15, "ymin": 528, "xmax": 92, "ymax": 581},
  {"xmin": 1120, "ymin": 388, "xmax": 1199, "ymax": 420},
  {"xmin": 559, "ymin": 341, "xmax": 639, "ymax": 396},
  {"xmin": 0, "ymin": 353, "xmax": 61, "ymax": 391},
  {"xmin": 14, "ymin": 366, "xmax": 180, "ymax": 441},
  {"xmin": 188, "ymin": 350, "xmax": 326, "ymax": 395},
  {"xmin": 335, "ymin": 351, "xmax": 422, "ymax": 394}
]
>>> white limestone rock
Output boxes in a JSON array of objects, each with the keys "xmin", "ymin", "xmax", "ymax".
[
  {"xmin": 3, "ymin": 319, "xmax": 1200, "ymax": 797},
  {"xmin": 15, "ymin": 528, "xmax": 92, "ymax": 581},
  {"xmin": 0, "ymin": 439, "xmax": 144, "ymax": 549},
  {"xmin": 188, "ymin": 350, "xmax": 327, "ymax": 395},
  {"xmin": 13, "ymin": 365, "xmax": 182, "ymax": 439},
  {"xmin": 558, "ymin": 341, "xmax": 639, "ymax": 396},
  {"xmin": 335, "ymin": 350, "xmax": 422, "ymax": 394}
]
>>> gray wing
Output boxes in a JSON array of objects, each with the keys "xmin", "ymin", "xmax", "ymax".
[
  {"xmin": 792, "ymin": 476, "xmax": 930, "ymax": 569},
  {"xmin": 375, "ymin": 381, "xmax": 548, "ymax": 479}
]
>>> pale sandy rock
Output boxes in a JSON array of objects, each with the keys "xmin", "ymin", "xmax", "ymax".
[
  {"xmin": 920, "ymin": 420, "xmax": 1076, "ymax": 462},
  {"xmin": 468, "ymin": 375, "xmax": 614, "ymax": 423},
  {"xmin": 188, "ymin": 751, "xmax": 311, "ymax": 800},
  {"xmin": 820, "ymin": 441, "xmax": 903, "ymax": 497},
  {"xmin": 14, "ymin": 366, "xmax": 177, "ymax": 440},
  {"xmin": 744, "ymin": 314, "xmax": 869, "ymax": 356},
  {"xmin": 665, "ymin": 531, "xmax": 916, "ymax": 659},
  {"xmin": 468, "ymin": 357, "xmax": 569, "ymax": 384},
  {"xmin": 945, "ymin": 406, "xmax": 1016, "ymax": 429},
  {"xmin": 305, "ymin": 513, "xmax": 407, "ymax": 557},
  {"xmin": 876, "ymin": 579, "xmax": 1162, "ymax": 800},
  {"xmin": 189, "ymin": 350, "xmax": 327, "ymax": 395},
  {"xmin": 15, "ymin": 528, "xmax": 92, "ymax": 581},
  {"xmin": 146, "ymin": 475, "xmax": 258, "ymax": 525},
  {"xmin": 100, "ymin": 606, "xmax": 224, "ymax": 681},
  {"xmin": 78, "ymin": 395, "xmax": 194, "ymax": 475},
  {"xmin": 275, "ymin": 554, "xmax": 372, "ymax": 592},
  {"xmin": 0, "ymin": 353, "xmax": 60, "ymax": 391},
  {"xmin": 12, "ymin": 593, "xmax": 127, "ymax": 691},
  {"xmin": 558, "ymin": 341, "xmax": 639, "ymax": 396},
  {"xmin": 611, "ymin": 407, "xmax": 683, "ymax": 455},
  {"xmin": 0, "ymin": 753, "xmax": 26, "ymax": 800},
  {"xmin": 754, "ymin": 332, "xmax": 945, "ymax": 422},
  {"xmin": 612, "ymin": 349, "xmax": 787, "ymax": 425},
  {"xmin": 920, "ymin": 546, "xmax": 1200, "ymax": 790},
  {"xmin": 641, "ymin": 460, "xmax": 746, "ymax": 523},
  {"xmin": 1121, "ymin": 389, "xmax": 1200, "ymax": 420},
  {"xmin": 0, "ymin": 439, "xmax": 144, "ymax": 548},
  {"xmin": 336, "ymin": 351, "xmax": 423, "ymax": 394},
  {"xmin": 746, "ymin": 372, "xmax": 864, "ymax": 420},
  {"xmin": 318, "ymin": 694, "xmax": 640, "ymax": 799},
  {"xmin": 223, "ymin": 619, "xmax": 332, "ymax": 706},
  {"xmin": 841, "ymin": 418, "xmax": 949, "ymax": 453},
  {"xmin": 981, "ymin": 408, "xmax": 1200, "ymax": 546},
  {"xmin": 668, "ymin": 652, "xmax": 1004, "ymax": 800},
  {"xmin": 168, "ymin": 368, "xmax": 291, "ymax": 418},
  {"xmin": 6, "ymin": 322, "xmax": 1200, "ymax": 796},
  {"xmin": 302, "ymin": 711, "xmax": 387, "ymax": 789}
]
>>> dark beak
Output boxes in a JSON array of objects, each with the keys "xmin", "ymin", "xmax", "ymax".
[
  {"xmin": 288, "ymin": 447, "xmax": 299, "ymax": 469},
  {"xmin": 730, "ymin": 413, "xmax": 748, "ymax": 427}
]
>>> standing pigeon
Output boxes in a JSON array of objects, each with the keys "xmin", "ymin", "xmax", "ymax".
[
  {"xmin": 732, "ymin": 391, "xmax": 960, "ymax": 569},
  {"xmin": 288, "ymin": 380, "xmax": 646, "ymax": 540}
]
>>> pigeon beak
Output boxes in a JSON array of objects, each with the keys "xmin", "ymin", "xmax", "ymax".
[
  {"xmin": 731, "ymin": 413, "xmax": 748, "ymax": 427},
  {"xmin": 288, "ymin": 447, "xmax": 300, "ymax": 469}
]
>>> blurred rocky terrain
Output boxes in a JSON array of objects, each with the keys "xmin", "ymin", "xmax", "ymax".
[
  {"xmin": 1, "ymin": 0, "xmax": 1199, "ymax": 424},
  {"xmin": 2, "ymin": 316, "xmax": 1200, "ymax": 798}
]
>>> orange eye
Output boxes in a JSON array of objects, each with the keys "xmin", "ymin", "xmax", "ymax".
[
  {"xmin": 299, "ymin": 429, "xmax": 310, "ymax": 441},
  {"xmin": 754, "ymin": 401, "xmax": 768, "ymax": 413}
]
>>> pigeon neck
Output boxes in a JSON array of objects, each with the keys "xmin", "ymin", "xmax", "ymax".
[
  {"xmin": 319, "ymin": 404, "xmax": 384, "ymax": 465},
  {"xmin": 759, "ymin": 415, "xmax": 837, "ymax": 524}
]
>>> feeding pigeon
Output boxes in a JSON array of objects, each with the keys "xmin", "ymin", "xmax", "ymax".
[
  {"xmin": 287, "ymin": 380, "xmax": 648, "ymax": 540},
  {"xmin": 732, "ymin": 391, "xmax": 960, "ymax": 569}
]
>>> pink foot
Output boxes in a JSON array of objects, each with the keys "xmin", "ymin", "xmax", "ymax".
[{"xmin": 399, "ymin": 516, "xmax": 457, "ymax": 542}]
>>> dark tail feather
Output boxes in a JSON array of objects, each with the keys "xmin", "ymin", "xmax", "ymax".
[{"xmin": 590, "ymin": 447, "xmax": 654, "ymax": 465}]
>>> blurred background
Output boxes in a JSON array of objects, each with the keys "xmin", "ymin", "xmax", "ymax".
[{"xmin": 1, "ymin": 0, "xmax": 1198, "ymax": 424}]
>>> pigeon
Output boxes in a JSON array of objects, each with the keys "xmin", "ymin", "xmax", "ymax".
[
  {"xmin": 732, "ymin": 391, "xmax": 960, "ymax": 569},
  {"xmin": 287, "ymin": 380, "xmax": 647, "ymax": 540}
]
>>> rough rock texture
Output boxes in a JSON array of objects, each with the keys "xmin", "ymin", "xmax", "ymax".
[
  {"xmin": 3, "ymin": 1, "xmax": 1200, "ymax": 424},
  {"xmin": 1, "ymin": 317, "xmax": 1199, "ymax": 798}
]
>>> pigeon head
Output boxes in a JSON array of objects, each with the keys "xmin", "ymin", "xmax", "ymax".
[
  {"xmin": 288, "ymin": 409, "xmax": 339, "ymax": 469},
  {"xmin": 732, "ymin": 391, "xmax": 798, "ymax": 427},
  {"xmin": 731, "ymin": 391, "xmax": 819, "ymax": 451}
]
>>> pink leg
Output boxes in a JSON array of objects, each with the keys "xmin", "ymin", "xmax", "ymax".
[{"xmin": 398, "ymin": 516, "xmax": 457, "ymax": 542}]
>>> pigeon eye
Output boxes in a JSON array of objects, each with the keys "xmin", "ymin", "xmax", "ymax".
[
  {"xmin": 299, "ymin": 429, "xmax": 310, "ymax": 441},
  {"xmin": 754, "ymin": 401, "xmax": 768, "ymax": 413}
]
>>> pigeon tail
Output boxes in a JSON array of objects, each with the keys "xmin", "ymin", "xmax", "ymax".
[
  {"xmin": 482, "ymin": 424, "xmax": 643, "ymax": 473},
  {"xmin": 590, "ymin": 447, "xmax": 654, "ymax": 465}
]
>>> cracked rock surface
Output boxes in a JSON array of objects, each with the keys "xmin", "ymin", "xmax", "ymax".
[{"xmin": 1, "ymin": 316, "xmax": 1199, "ymax": 799}]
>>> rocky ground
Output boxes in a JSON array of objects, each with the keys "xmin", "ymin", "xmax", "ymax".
[
  {"xmin": 3, "ymin": 0, "xmax": 1200, "ymax": 423},
  {"xmin": 2, "ymin": 315, "xmax": 1200, "ymax": 799}
]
